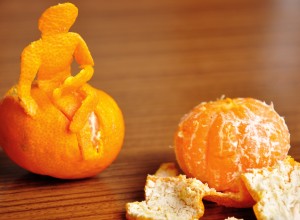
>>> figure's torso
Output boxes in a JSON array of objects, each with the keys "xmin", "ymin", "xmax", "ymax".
[
  {"xmin": 37, "ymin": 32, "xmax": 80, "ymax": 80},
  {"xmin": 35, "ymin": 32, "xmax": 80, "ymax": 91}
]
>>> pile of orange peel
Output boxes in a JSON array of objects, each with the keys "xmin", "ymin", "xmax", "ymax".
[{"xmin": 126, "ymin": 158, "xmax": 300, "ymax": 220}]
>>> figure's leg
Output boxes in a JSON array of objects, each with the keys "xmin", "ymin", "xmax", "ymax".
[
  {"xmin": 53, "ymin": 66, "xmax": 94, "ymax": 100},
  {"xmin": 69, "ymin": 84, "xmax": 99, "ymax": 133}
]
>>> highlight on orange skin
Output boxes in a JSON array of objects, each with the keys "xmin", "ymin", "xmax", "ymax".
[
  {"xmin": 0, "ymin": 3, "xmax": 124, "ymax": 179},
  {"xmin": 174, "ymin": 97, "xmax": 290, "ymax": 207}
]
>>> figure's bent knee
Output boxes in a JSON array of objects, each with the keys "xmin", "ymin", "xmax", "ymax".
[{"xmin": 81, "ymin": 85, "xmax": 99, "ymax": 102}]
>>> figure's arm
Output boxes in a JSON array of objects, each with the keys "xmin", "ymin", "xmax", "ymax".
[
  {"xmin": 54, "ymin": 34, "xmax": 94, "ymax": 98},
  {"xmin": 72, "ymin": 34, "xmax": 94, "ymax": 85},
  {"xmin": 74, "ymin": 34, "xmax": 94, "ymax": 68},
  {"xmin": 53, "ymin": 35, "xmax": 97, "ymax": 132},
  {"xmin": 17, "ymin": 43, "xmax": 41, "ymax": 116}
]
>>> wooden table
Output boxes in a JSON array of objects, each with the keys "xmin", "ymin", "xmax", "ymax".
[{"xmin": 1, "ymin": 0, "xmax": 299, "ymax": 219}]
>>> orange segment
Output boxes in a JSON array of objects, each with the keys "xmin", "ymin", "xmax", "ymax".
[{"xmin": 174, "ymin": 97, "xmax": 290, "ymax": 207}]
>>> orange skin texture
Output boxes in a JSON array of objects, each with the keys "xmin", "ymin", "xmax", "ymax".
[
  {"xmin": 0, "ymin": 3, "xmax": 124, "ymax": 179},
  {"xmin": 0, "ymin": 86, "xmax": 124, "ymax": 179},
  {"xmin": 174, "ymin": 98, "xmax": 290, "ymax": 207}
]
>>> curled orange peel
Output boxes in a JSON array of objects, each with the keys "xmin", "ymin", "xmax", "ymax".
[
  {"xmin": 17, "ymin": 3, "xmax": 96, "ymax": 133},
  {"xmin": 241, "ymin": 156, "xmax": 300, "ymax": 220}
]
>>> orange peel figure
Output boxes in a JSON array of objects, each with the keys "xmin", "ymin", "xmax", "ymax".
[{"xmin": 0, "ymin": 3, "xmax": 125, "ymax": 179}]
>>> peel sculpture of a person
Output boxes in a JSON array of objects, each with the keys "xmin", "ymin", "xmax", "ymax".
[
  {"xmin": 0, "ymin": 3, "xmax": 125, "ymax": 179},
  {"xmin": 18, "ymin": 3, "xmax": 97, "ymax": 133},
  {"xmin": 0, "ymin": 2, "xmax": 124, "ymax": 177}
]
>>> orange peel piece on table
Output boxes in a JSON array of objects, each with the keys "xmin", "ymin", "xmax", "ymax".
[
  {"xmin": 154, "ymin": 162, "xmax": 180, "ymax": 177},
  {"xmin": 17, "ymin": 2, "xmax": 96, "ymax": 133},
  {"xmin": 126, "ymin": 163, "xmax": 216, "ymax": 220},
  {"xmin": 203, "ymin": 181, "xmax": 255, "ymax": 208},
  {"xmin": 126, "ymin": 174, "xmax": 215, "ymax": 220},
  {"xmin": 126, "ymin": 163, "xmax": 250, "ymax": 219},
  {"xmin": 127, "ymin": 157, "xmax": 300, "ymax": 219},
  {"xmin": 241, "ymin": 156, "xmax": 300, "ymax": 220}
]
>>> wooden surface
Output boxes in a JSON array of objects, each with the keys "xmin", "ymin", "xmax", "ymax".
[{"xmin": 1, "ymin": 0, "xmax": 300, "ymax": 219}]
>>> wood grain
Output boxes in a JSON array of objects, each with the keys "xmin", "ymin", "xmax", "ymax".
[{"xmin": 0, "ymin": 0, "xmax": 300, "ymax": 219}]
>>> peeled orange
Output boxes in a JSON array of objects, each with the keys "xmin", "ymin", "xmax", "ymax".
[{"xmin": 174, "ymin": 97, "xmax": 290, "ymax": 207}]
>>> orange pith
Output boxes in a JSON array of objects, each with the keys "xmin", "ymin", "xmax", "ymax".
[
  {"xmin": 174, "ymin": 98, "xmax": 290, "ymax": 207},
  {"xmin": 0, "ymin": 3, "xmax": 124, "ymax": 179}
]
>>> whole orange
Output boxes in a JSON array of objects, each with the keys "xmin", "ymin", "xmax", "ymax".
[
  {"xmin": 174, "ymin": 98, "xmax": 290, "ymax": 207},
  {"xmin": 0, "ymin": 85, "xmax": 124, "ymax": 179}
]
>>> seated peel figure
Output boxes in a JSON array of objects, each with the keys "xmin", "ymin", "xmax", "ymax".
[
  {"xmin": 0, "ymin": 3, "xmax": 124, "ymax": 178},
  {"xmin": 17, "ymin": 3, "xmax": 98, "ymax": 133}
]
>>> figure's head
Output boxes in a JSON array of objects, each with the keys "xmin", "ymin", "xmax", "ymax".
[{"xmin": 38, "ymin": 3, "xmax": 78, "ymax": 35}]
